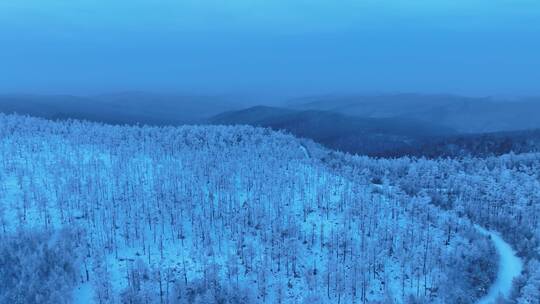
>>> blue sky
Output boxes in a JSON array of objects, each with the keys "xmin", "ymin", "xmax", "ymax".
[{"xmin": 1, "ymin": 0, "xmax": 539, "ymax": 96}]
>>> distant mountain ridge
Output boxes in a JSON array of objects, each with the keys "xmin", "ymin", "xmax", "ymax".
[
  {"xmin": 210, "ymin": 105, "xmax": 457, "ymax": 155},
  {"xmin": 0, "ymin": 92, "xmax": 245, "ymax": 125},
  {"xmin": 3, "ymin": 92, "xmax": 540, "ymax": 157},
  {"xmin": 3, "ymin": 92, "xmax": 539, "ymax": 133},
  {"xmin": 289, "ymin": 94, "xmax": 540, "ymax": 133},
  {"xmin": 211, "ymin": 105, "xmax": 540, "ymax": 158}
]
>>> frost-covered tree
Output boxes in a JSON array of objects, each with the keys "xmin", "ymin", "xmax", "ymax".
[
  {"xmin": 2, "ymin": 113, "xmax": 534, "ymax": 303},
  {"xmin": 0, "ymin": 228, "xmax": 80, "ymax": 304}
]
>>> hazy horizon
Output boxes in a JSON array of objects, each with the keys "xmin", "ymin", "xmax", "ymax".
[{"xmin": 1, "ymin": 0, "xmax": 540, "ymax": 96}]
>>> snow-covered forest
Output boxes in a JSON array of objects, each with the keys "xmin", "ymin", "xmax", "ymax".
[{"xmin": 0, "ymin": 114, "xmax": 539, "ymax": 303}]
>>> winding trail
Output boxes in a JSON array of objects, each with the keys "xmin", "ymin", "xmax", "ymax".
[
  {"xmin": 305, "ymin": 144, "xmax": 522, "ymax": 303},
  {"xmin": 475, "ymin": 225, "xmax": 523, "ymax": 304}
]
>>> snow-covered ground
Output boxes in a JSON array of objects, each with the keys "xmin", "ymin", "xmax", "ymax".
[
  {"xmin": 0, "ymin": 115, "xmax": 506, "ymax": 303},
  {"xmin": 475, "ymin": 226, "xmax": 523, "ymax": 304}
]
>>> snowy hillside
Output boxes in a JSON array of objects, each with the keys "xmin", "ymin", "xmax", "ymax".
[
  {"xmin": 0, "ymin": 114, "xmax": 529, "ymax": 303},
  {"xmin": 322, "ymin": 151, "xmax": 540, "ymax": 303}
]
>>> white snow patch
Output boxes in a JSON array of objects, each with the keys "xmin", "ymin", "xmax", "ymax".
[{"xmin": 72, "ymin": 282, "xmax": 94, "ymax": 304}]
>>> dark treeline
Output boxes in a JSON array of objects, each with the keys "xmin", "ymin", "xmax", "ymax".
[{"xmin": 374, "ymin": 129, "xmax": 540, "ymax": 158}]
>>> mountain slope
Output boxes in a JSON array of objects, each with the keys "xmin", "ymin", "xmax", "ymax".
[
  {"xmin": 290, "ymin": 94, "xmax": 540, "ymax": 133},
  {"xmin": 0, "ymin": 114, "xmax": 494, "ymax": 304},
  {"xmin": 210, "ymin": 105, "xmax": 457, "ymax": 155}
]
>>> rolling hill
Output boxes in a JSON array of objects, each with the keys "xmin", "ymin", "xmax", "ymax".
[
  {"xmin": 210, "ymin": 105, "xmax": 457, "ymax": 156},
  {"xmin": 289, "ymin": 94, "xmax": 540, "ymax": 133},
  {"xmin": 0, "ymin": 92, "xmax": 245, "ymax": 125},
  {"xmin": 0, "ymin": 113, "xmax": 501, "ymax": 303}
]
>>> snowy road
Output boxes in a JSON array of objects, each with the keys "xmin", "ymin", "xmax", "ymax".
[{"xmin": 475, "ymin": 226, "xmax": 523, "ymax": 304}]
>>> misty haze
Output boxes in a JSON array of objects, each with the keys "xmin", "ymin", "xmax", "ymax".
[{"xmin": 1, "ymin": 1, "xmax": 539, "ymax": 304}]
